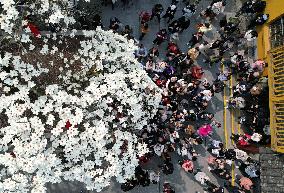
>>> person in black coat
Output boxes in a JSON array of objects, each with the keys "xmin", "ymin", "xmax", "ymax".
[
  {"xmin": 248, "ymin": 14, "xmax": 269, "ymax": 29},
  {"xmin": 121, "ymin": 178, "xmax": 137, "ymax": 192},
  {"xmin": 205, "ymin": 180, "xmax": 224, "ymax": 193},
  {"xmin": 163, "ymin": 4, "xmax": 177, "ymax": 23},
  {"xmin": 187, "ymin": 32, "xmax": 203, "ymax": 47},
  {"xmin": 92, "ymin": 14, "xmax": 103, "ymax": 29},
  {"xmin": 153, "ymin": 29, "xmax": 168, "ymax": 45},
  {"xmin": 168, "ymin": 20, "xmax": 181, "ymax": 34},
  {"xmin": 151, "ymin": 4, "xmax": 164, "ymax": 23},
  {"xmin": 109, "ymin": 17, "xmax": 121, "ymax": 32},
  {"xmin": 252, "ymin": 1, "xmax": 266, "ymax": 13},
  {"xmin": 177, "ymin": 16, "xmax": 191, "ymax": 32},
  {"xmin": 162, "ymin": 160, "xmax": 174, "ymax": 175}
]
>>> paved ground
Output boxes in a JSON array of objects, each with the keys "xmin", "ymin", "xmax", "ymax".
[{"xmin": 47, "ymin": 0, "xmax": 259, "ymax": 193}]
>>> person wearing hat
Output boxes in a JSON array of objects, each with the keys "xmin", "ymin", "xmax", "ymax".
[{"xmin": 163, "ymin": 4, "xmax": 177, "ymax": 23}]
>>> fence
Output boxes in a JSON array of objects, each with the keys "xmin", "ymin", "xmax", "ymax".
[{"xmin": 268, "ymin": 45, "xmax": 284, "ymax": 153}]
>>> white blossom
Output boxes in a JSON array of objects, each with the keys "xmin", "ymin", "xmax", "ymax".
[{"xmin": 0, "ymin": 25, "xmax": 162, "ymax": 193}]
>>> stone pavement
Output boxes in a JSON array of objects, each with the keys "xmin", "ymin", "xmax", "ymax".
[
  {"xmin": 260, "ymin": 148, "xmax": 284, "ymax": 193},
  {"xmin": 46, "ymin": 0, "xmax": 260, "ymax": 193}
]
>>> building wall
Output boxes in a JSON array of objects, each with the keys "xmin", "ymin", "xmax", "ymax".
[{"xmin": 256, "ymin": 0, "xmax": 284, "ymax": 76}]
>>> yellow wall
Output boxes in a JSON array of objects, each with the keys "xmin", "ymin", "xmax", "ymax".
[{"xmin": 257, "ymin": 0, "xmax": 284, "ymax": 76}]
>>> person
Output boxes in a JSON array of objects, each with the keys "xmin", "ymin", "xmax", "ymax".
[
  {"xmin": 153, "ymin": 29, "xmax": 168, "ymax": 45},
  {"xmin": 172, "ymin": 0, "xmax": 180, "ymax": 4},
  {"xmin": 92, "ymin": 14, "xmax": 103, "ymax": 29},
  {"xmin": 194, "ymin": 170, "xmax": 210, "ymax": 185},
  {"xmin": 177, "ymin": 16, "xmax": 191, "ymax": 32},
  {"xmin": 121, "ymin": 25, "xmax": 133, "ymax": 39},
  {"xmin": 197, "ymin": 23, "xmax": 213, "ymax": 34},
  {"xmin": 187, "ymin": 47, "xmax": 200, "ymax": 61},
  {"xmin": 244, "ymin": 30, "xmax": 258, "ymax": 41},
  {"xmin": 78, "ymin": 13, "xmax": 90, "ymax": 30},
  {"xmin": 154, "ymin": 143, "xmax": 165, "ymax": 156},
  {"xmin": 151, "ymin": 4, "xmax": 164, "ymax": 23},
  {"xmin": 169, "ymin": 32, "xmax": 179, "ymax": 44},
  {"xmin": 149, "ymin": 170, "xmax": 160, "ymax": 184},
  {"xmin": 161, "ymin": 160, "xmax": 174, "ymax": 175},
  {"xmin": 198, "ymin": 42, "xmax": 210, "ymax": 57},
  {"xmin": 236, "ymin": 0, "xmax": 255, "ymax": 15},
  {"xmin": 163, "ymin": 4, "xmax": 177, "ymax": 23},
  {"xmin": 182, "ymin": 4, "xmax": 196, "ymax": 19},
  {"xmin": 252, "ymin": 0, "xmax": 266, "ymax": 13},
  {"xmin": 225, "ymin": 96, "xmax": 246, "ymax": 109},
  {"xmin": 167, "ymin": 42, "xmax": 181, "ymax": 59},
  {"xmin": 111, "ymin": 0, "xmax": 117, "ymax": 10},
  {"xmin": 219, "ymin": 16, "xmax": 227, "ymax": 29},
  {"xmin": 187, "ymin": 32, "xmax": 203, "ymax": 47},
  {"xmin": 145, "ymin": 59, "xmax": 156, "ymax": 72},
  {"xmin": 237, "ymin": 176, "xmax": 253, "ymax": 191},
  {"xmin": 211, "ymin": 1, "xmax": 226, "ymax": 16},
  {"xmin": 168, "ymin": 20, "xmax": 181, "ymax": 34},
  {"xmin": 135, "ymin": 166, "xmax": 150, "ymax": 187},
  {"xmin": 148, "ymin": 47, "xmax": 159, "ymax": 59},
  {"xmin": 204, "ymin": 54, "xmax": 222, "ymax": 68},
  {"xmin": 139, "ymin": 23, "xmax": 149, "ymax": 40},
  {"xmin": 139, "ymin": 10, "xmax": 152, "ymax": 24},
  {"xmin": 205, "ymin": 180, "xmax": 224, "ymax": 193},
  {"xmin": 234, "ymin": 149, "xmax": 249, "ymax": 162},
  {"xmin": 209, "ymin": 166, "xmax": 231, "ymax": 180},
  {"xmin": 109, "ymin": 17, "xmax": 121, "ymax": 32},
  {"xmin": 248, "ymin": 14, "xmax": 269, "ymax": 28},
  {"xmin": 238, "ymin": 158, "xmax": 260, "ymax": 178},
  {"xmin": 134, "ymin": 44, "xmax": 148, "ymax": 62},
  {"xmin": 121, "ymin": 178, "xmax": 137, "ymax": 191},
  {"xmin": 163, "ymin": 182, "xmax": 175, "ymax": 193}
]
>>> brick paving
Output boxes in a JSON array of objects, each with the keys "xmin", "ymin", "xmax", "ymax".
[{"xmin": 260, "ymin": 148, "xmax": 284, "ymax": 193}]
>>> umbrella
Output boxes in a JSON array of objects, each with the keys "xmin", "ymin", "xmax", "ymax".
[
  {"xmin": 251, "ymin": 60, "xmax": 265, "ymax": 71},
  {"xmin": 240, "ymin": 177, "xmax": 253, "ymax": 190},
  {"xmin": 198, "ymin": 124, "xmax": 213, "ymax": 137},
  {"xmin": 182, "ymin": 160, "xmax": 194, "ymax": 172}
]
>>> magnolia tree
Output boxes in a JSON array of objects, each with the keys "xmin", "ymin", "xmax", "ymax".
[
  {"xmin": 0, "ymin": 0, "xmax": 92, "ymax": 47},
  {"xmin": 0, "ymin": 3, "xmax": 162, "ymax": 193}
]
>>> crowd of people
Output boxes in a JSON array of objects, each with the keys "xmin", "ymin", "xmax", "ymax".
[{"xmin": 98, "ymin": 0, "xmax": 270, "ymax": 193}]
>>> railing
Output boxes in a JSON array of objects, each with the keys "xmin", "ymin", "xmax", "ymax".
[{"xmin": 268, "ymin": 45, "xmax": 284, "ymax": 153}]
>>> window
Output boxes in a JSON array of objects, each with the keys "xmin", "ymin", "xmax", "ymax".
[{"xmin": 270, "ymin": 16, "xmax": 284, "ymax": 48}]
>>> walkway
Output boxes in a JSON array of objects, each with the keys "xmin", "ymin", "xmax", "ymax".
[{"xmin": 47, "ymin": 0, "xmax": 259, "ymax": 193}]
